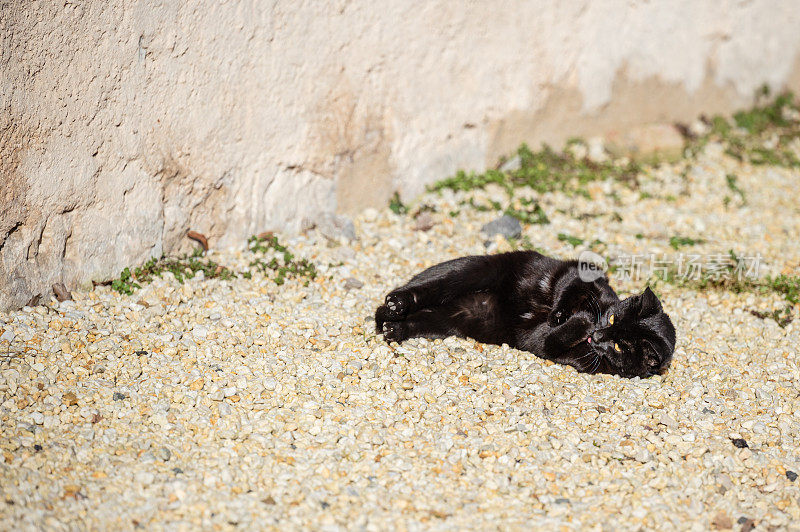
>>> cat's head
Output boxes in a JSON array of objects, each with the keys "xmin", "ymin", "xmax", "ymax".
[{"xmin": 590, "ymin": 287, "xmax": 676, "ymax": 378}]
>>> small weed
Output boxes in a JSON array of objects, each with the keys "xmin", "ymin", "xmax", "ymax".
[
  {"xmin": 725, "ymin": 174, "xmax": 747, "ymax": 204},
  {"xmin": 458, "ymin": 196, "xmax": 550, "ymax": 225},
  {"xmin": 687, "ymin": 90, "xmax": 800, "ymax": 168},
  {"xmin": 749, "ymin": 306, "xmax": 794, "ymax": 328},
  {"xmin": 247, "ymin": 235, "xmax": 318, "ymax": 286},
  {"xmin": 462, "ymin": 197, "xmax": 497, "ymax": 212},
  {"xmin": 412, "ymin": 204, "xmax": 437, "ymax": 218},
  {"xmin": 588, "ymin": 239, "xmax": 606, "ymax": 253},
  {"xmin": 111, "ymin": 267, "xmax": 140, "ymax": 295},
  {"xmin": 505, "ymin": 198, "xmax": 550, "ymax": 225},
  {"xmin": 430, "ymin": 142, "xmax": 641, "ymax": 196},
  {"xmin": 508, "ymin": 235, "xmax": 548, "ymax": 254},
  {"xmin": 110, "ymin": 235, "xmax": 319, "ymax": 294},
  {"xmin": 646, "ymin": 249, "xmax": 800, "ymax": 309},
  {"xmin": 558, "ymin": 233, "xmax": 584, "ymax": 247},
  {"xmin": 111, "ymin": 248, "xmax": 235, "ymax": 295},
  {"xmin": 767, "ymin": 274, "xmax": 800, "ymax": 305},
  {"xmin": 389, "ymin": 192, "xmax": 409, "ymax": 215},
  {"xmin": 669, "ymin": 236, "xmax": 705, "ymax": 250}
]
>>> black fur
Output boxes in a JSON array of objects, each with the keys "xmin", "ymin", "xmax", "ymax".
[{"xmin": 375, "ymin": 251, "xmax": 676, "ymax": 378}]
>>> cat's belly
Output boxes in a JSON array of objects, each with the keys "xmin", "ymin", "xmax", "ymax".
[{"xmin": 449, "ymin": 292, "xmax": 511, "ymax": 344}]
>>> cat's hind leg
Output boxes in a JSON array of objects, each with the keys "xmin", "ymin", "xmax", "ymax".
[
  {"xmin": 377, "ymin": 254, "xmax": 514, "ymax": 326},
  {"xmin": 380, "ymin": 308, "xmax": 461, "ymax": 343}
]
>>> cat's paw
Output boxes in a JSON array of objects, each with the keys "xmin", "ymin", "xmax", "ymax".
[
  {"xmin": 381, "ymin": 321, "xmax": 407, "ymax": 343},
  {"xmin": 383, "ymin": 291, "xmax": 413, "ymax": 320},
  {"xmin": 564, "ymin": 312, "xmax": 594, "ymax": 332}
]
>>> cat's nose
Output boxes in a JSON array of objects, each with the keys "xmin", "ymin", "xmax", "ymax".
[{"xmin": 591, "ymin": 330, "xmax": 607, "ymax": 343}]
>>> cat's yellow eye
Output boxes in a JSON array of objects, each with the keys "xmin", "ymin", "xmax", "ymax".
[
  {"xmin": 609, "ymin": 314, "xmax": 615, "ymax": 325},
  {"xmin": 614, "ymin": 343, "xmax": 621, "ymax": 352}
]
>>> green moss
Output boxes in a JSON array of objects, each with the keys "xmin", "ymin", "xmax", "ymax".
[
  {"xmin": 668, "ymin": 236, "xmax": 705, "ymax": 250},
  {"xmin": 429, "ymin": 142, "xmax": 641, "ymax": 196},
  {"xmin": 557, "ymin": 233, "xmax": 584, "ymax": 247},
  {"xmin": 688, "ymin": 90, "xmax": 800, "ymax": 168}
]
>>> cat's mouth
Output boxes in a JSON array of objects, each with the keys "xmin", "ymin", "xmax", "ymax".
[{"xmin": 567, "ymin": 336, "xmax": 590, "ymax": 349}]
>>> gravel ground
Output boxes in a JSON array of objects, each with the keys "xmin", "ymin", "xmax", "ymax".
[{"xmin": 2, "ymin": 143, "xmax": 800, "ymax": 530}]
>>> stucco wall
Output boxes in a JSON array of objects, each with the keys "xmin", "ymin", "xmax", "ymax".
[{"xmin": 3, "ymin": 0, "xmax": 800, "ymax": 310}]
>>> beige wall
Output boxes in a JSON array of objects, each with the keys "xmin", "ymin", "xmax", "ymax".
[{"xmin": 3, "ymin": 0, "xmax": 800, "ymax": 309}]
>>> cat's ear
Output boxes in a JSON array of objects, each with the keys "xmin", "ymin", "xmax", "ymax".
[{"xmin": 639, "ymin": 286, "xmax": 663, "ymax": 315}]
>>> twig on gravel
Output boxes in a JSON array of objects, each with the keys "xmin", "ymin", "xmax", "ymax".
[{"xmin": 187, "ymin": 230, "xmax": 209, "ymax": 251}]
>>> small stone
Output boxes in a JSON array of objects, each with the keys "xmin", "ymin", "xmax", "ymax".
[
  {"xmin": 362, "ymin": 208, "xmax": 379, "ymax": 222},
  {"xmin": 63, "ymin": 485, "xmax": 81, "ymax": 499},
  {"xmin": 786, "ymin": 470, "xmax": 798, "ymax": 482},
  {"xmin": 343, "ymin": 278, "xmax": 363, "ymax": 290},
  {"xmin": 413, "ymin": 212, "xmax": 435, "ymax": 232},
  {"xmin": 711, "ymin": 511, "xmax": 732, "ymax": 530},
  {"xmin": 0, "ymin": 329, "xmax": 15, "ymax": 344},
  {"xmin": 730, "ymin": 438, "xmax": 748, "ymax": 449},
  {"xmin": 314, "ymin": 213, "xmax": 356, "ymax": 242},
  {"xmin": 62, "ymin": 392, "xmax": 78, "ymax": 406},
  {"xmin": 30, "ymin": 412, "xmax": 44, "ymax": 425},
  {"xmin": 659, "ymin": 413, "xmax": 678, "ymax": 429},
  {"xmin": 156, "ymin": 447, "xmax": 171, "ymax": 461},
  {"xmin": 112, "ymin": 392, "xmax": 127, "ymax": 401},
  {"xmin": 481, "ymin": 215, "xmax": 521, "ymax": 239}
]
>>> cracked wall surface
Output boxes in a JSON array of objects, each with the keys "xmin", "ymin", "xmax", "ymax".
[{"xmin": 2, "ymin": 0, "xmax": 800, "ymax": 309}]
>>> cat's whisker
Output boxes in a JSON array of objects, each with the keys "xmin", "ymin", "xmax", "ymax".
[{"xmin": 578, "ymin": 286, "xmax": 603, "ymax": 324}]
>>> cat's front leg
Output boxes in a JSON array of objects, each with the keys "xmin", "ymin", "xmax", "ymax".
[
  {"xmin": 549, "ymin": 280, "xmax": 593, "ymax": 325},
  {"xmin": 542, "ymin": 312, "xmax": 594, "ymax": 357}
]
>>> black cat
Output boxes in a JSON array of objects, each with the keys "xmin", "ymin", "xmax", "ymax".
[{"xmin": 375, "ymin": 250, "xmax": 676, "ymax": 378}]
